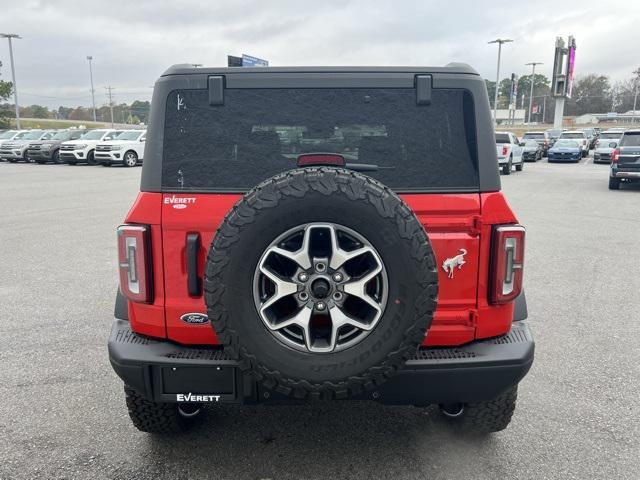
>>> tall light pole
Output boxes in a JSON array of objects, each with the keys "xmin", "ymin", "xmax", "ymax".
[
  {"xmin": 488, "ymin": 38, "xmax": 513, "ymax": 125},
  {"xmin": 631, "ymin": 68, "xmax": 640, "ymax": 125},
  {"xmin": 1, "ymin": 33, "xmax": 22, "ymax": 129},
  {"xmin": 87, "ymin": 56, "xmax": 96, "ymax": 122},
  {"xmin": 525, "ymin": 62, "xmax": 543, "ymax": 124}
]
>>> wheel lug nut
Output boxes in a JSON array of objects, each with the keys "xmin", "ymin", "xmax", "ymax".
[
  {"xmin": 332, "ymin": 292, "xmax": 343, "ymax": 301},
  {"xmin": 315, "ymin": 262, "xmax": 326, "ymax": 272},
  {"xmin": 299, "ymin": 292, "xmax": 309, "ymax": 301},
  {"xmin": 298, "ymin": 272, "xmax": 309, "ymax": 282},
  {"xmin": 333, "ymin": 272, "xmax": 343, "ymax": 282},
  {"xmin": 315, "ymin": 301, "xmax": 326, "ymax": 311}
]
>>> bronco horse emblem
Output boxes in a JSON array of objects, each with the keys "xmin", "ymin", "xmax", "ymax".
[{"xmin": 442, "ymin": 248, "xmax": 467, "ymax": 279}]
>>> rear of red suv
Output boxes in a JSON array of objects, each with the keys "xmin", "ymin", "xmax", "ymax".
[{"xmin": 109, "ymin": 64, "xmax": 533, "ymax": 434}]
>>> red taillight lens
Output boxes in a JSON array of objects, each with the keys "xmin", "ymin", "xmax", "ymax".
[
  {"xmin": 490, "ymin": 225, "xmax": 525, "ymax": 305},
  {"xmin": 117, "ymin": 224, "xmax": 153, "ymax": 303},
  {"xmin": 297, "ymin": 153, "xmax": 345, "ymax": 167},
  {"xmin": 611, "ymin": 148, "xmax": 620, "ymax": 164},
  {"xmin": 595, "ymin": 139, "xmax": 600, "ymax": 147},
  {"xmin": 501, "ymin": 146, "xmax": 508, "ymax": 156}
]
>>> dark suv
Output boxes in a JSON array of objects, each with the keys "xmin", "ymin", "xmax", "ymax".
[
  {"xmin": 109, "ymin": 64, "xmax": 533, "ymax": 435},
  {"xmin": 610, "ymin": 129, "xmax": 640, "ymax": 189},
  {"xmin": 27, "ymin": 128, "xmax": 87, "ymax": 164}
]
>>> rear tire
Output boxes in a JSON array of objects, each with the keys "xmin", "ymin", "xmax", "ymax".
[
  {"xmin": 124, "ymin": 386, "xmax": 204, "ymax": 434},
  {"xmin": 515, "ymin": 161, "xmax": 523, "ymax": 172},
  {"xmin": 608, "ymin": 177, "xmax": 621, "ymax": 190},
  {"xmin": 442, "ymin": 386, "xmax": 518, "ymax": 434},
  {"xmin": 502, "ymin": 158, "xmax": 512, "ymax": 175}
]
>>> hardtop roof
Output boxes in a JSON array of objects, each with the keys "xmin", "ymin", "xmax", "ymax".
[{"xmin": 161, "ymin": 63, "xmax": 479, "ymax": 77}]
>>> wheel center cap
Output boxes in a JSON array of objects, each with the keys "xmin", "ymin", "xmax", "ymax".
[{"xmin": 310, "ymin": 278, "xmax": 331, "ymax": 299}]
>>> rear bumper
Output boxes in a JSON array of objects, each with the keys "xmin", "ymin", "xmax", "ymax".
[
  {"xmin": 109, "ymin": 319, "xmax": 534, "ymax": 405},
  {"xmin": 611, "ymin": 168, "xmax": 640, "ymax": 179}
]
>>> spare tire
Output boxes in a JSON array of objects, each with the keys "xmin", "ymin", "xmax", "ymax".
[{"xmin": 204, "ymin": 167, "xmax": 438, "ymax": 400}]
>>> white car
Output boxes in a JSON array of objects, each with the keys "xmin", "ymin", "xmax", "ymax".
[
  {"xmin": 95, "ymin": 130, "xmax": 146, "ymax": 167},
  {"xmin": 495, "ymin": 131, "xmax": 524, "ymax": 175},
  {"xmin": 59, "ymin": 129, "xmax": 124, "ymax": 165},
  {"xmin": 593, "ymin": 129, "xmax": 625, "ymax": 164},
  {"xmin": 0, "ymin": 129, "xmax": 28, "ymax": 148},
  {"xmin": 0, "ymin": 130, "xmax": 57, "ymax": 163},
  {"xmin": 558, "ymin": 130, "xmax": 589, "ymax": 157}
]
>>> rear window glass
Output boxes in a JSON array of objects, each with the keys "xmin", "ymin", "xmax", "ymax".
[
  {"xmin": 495, "ymin": 133, "xmax": 510, "ymax": 144},
  {"xmin": 523, "ymin": 133, "xmax": 543, "ymax": 139},
  {"xmin": 162, "ymin": 88, "xmax": 479, "ymax": 192},
  {"xmin": 600, "ymin": 133, "xmax": 622, "ymax": 139},
  {"xmin": 560, "ymin": 133, "xmax": 584, "ymax": 139},
  {"xmin": 621, "ymin": 133, "xmax": 640, "ymax": 147}
]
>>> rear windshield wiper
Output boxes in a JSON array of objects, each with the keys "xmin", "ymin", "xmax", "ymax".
[{"xmin": 345, "ymin": 163, "xmax": 395, "ymax": 172}]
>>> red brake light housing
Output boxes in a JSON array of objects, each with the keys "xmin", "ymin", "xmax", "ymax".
[
  {"xmin": 297, "ymin": 153, "xmax": 345, "ymax": 167},
  {"xmin": 490, "ymin": 225, "xmax": 525, "ymax": 305},
  {"xmin": 117, "ymin": 224, "xmax": 153, "ymax": 303},
  {"xmin": 501, "ymin": 145, "xmax": 508, "ymax": 156},
  {"xmin": 611, "ymin": 148, "xmax": 620, "ymax": 163}
]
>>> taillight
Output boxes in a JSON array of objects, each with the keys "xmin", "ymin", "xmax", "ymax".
[
  {"xmin": 117, "ymin": 224, "xmax": 153, "ymax": 303},
  {"xmin": 611, "ymin": 148, "xmax": 620, "ymax": 164},
  {"xmin": 595, "ymin": 139, "xmax": 600, "ymax": 147},
  {"xmin": 501, "ymin": 145, "xmax": 508, "ymax": 156},
  {"xmin": 490, "ymin": 225, "xmax": 525, "ymax": 305}
]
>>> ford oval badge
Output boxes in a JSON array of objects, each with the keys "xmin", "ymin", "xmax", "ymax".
[{"xmin": 180, "ymin": 312, "xmax": 209, "ymax": 324}]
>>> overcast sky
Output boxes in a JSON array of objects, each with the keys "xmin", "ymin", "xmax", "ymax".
[{"xmin": 1, "ymin": 0, "xmax": 638, "ymax": 109}]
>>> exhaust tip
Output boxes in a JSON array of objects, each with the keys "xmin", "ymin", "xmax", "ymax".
[
  {"xmin": 178, "ymin": 403, "xmax": 203, "ymax": 418},
  {"xmin": 439, "ymin": 403, "xmax": 465, "ymax": 418}
]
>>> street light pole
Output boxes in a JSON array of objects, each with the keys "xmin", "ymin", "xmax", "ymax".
[
  {"xmin": 488, "ymin": 38, "xmax": 513, "ymax": 125},
  {"xmin": 632, "ymin": 68, "xmax": 640, "ymax": 125},
  {"xmin": 525, "ymin": 62, "xmax": 543, "ymax": 124},
  {"xmin": 87, "ymin": 56, "xmax": 96, "ymax": 122},
  {"xmin": 1, "ymin": 33, "xmax": 22, "ymax": 129}
]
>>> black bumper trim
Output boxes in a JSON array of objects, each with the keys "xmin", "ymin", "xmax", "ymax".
[{"xmin": 109, "ymin": 320, "xmax": 534, "ymax": 405}]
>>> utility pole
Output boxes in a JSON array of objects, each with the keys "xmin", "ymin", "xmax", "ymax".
[
  {"xmin": 87, "ymin": 56, "xmax": 96, "ymax": 122},
  {"xmin": 488, "ymin": 38, "xmax": 513, "ymax": 125},
  {"xmin": 631, "ymin": 68, "xmax": 640, "ymax": 125},
  {"xmin": 525, "ymin": 62, "xmax": 543, "ymax": 124},
  {"xmin": 105, "ymin": 86, "xmax": 115, "ymax": 127},
  {"xmin": 1, "ymin": 33, "xmax": 22, "ymax": 129}
]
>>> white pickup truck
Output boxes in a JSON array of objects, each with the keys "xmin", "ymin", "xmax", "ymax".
[{"xmin": 495, "ymin": 131, "xmax": 524, "ymax": 175}]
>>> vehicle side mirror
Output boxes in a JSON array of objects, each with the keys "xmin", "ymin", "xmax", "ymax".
[
  {"xmin": 140, "ymin": 137, "xmax": 145, "ymax": 142},
  {"xmin": 609, "ymin": 142, "xmax": 617, "ymax": 148},
  {"xmin": 519, "ymin": 142, "xmax": 526, "ymax": 147}
]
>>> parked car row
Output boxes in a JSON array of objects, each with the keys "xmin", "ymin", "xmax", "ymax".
[
  {"xmin": 494, "ymin": 126, "xmax": 638, "ymax": 191},
  {"xmin": 0, "ymin": 128, "xmax": 146, "ymax": 167}
]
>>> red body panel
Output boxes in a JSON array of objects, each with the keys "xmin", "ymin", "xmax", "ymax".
[{"xmin": 124, "ymin": 191, "xmax": 520, "ymax": 347}]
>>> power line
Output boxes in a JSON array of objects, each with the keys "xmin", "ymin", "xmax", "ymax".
[{"xmin": 105, "ymin": 86, "xmax": 115, "ymax": 127}]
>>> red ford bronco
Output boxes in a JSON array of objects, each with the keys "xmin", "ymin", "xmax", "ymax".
[{"xmin": 109, "ymin": 64, "xmax": 533, "ymax": 434}]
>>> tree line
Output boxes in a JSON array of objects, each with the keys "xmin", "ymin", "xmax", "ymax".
[
  {"xmin": 0, "ymin": 100, "xmax": 150, "ymax": 127},
  {"xmin": 485, "ymin": 70, "xmax": 640, "ymax": 122}
]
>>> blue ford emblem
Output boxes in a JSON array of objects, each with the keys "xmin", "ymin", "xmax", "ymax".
[{"xmin": 180, "ymin": 313, "xmax": 209, "ymax": 324}]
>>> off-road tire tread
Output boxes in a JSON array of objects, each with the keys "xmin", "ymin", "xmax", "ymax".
[
  {"xmin": 124, "ymin": 386, "xmax": 189, "ymax": 434},
  {"xmin": 204, "ymin": 167, "xmax": 438, "ymax": 401},
  {"xmin": 459, "ymin": 386, "xmax": 517, "ymax": 433}
]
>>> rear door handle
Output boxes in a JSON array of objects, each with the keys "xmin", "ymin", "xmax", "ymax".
[{"xmin": 186, "ymin": 233, "xmax": 201, "ymax": 296}]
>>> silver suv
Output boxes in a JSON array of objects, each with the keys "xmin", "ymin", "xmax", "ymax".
[{"xmin": 593, "ymin": 129, "xmax": 624, "ymax": 164}]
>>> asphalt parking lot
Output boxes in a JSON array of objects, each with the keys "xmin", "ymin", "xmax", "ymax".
[{"xmin": 0, "ymin": 157, "xmax": 639, "ymax": 480}]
